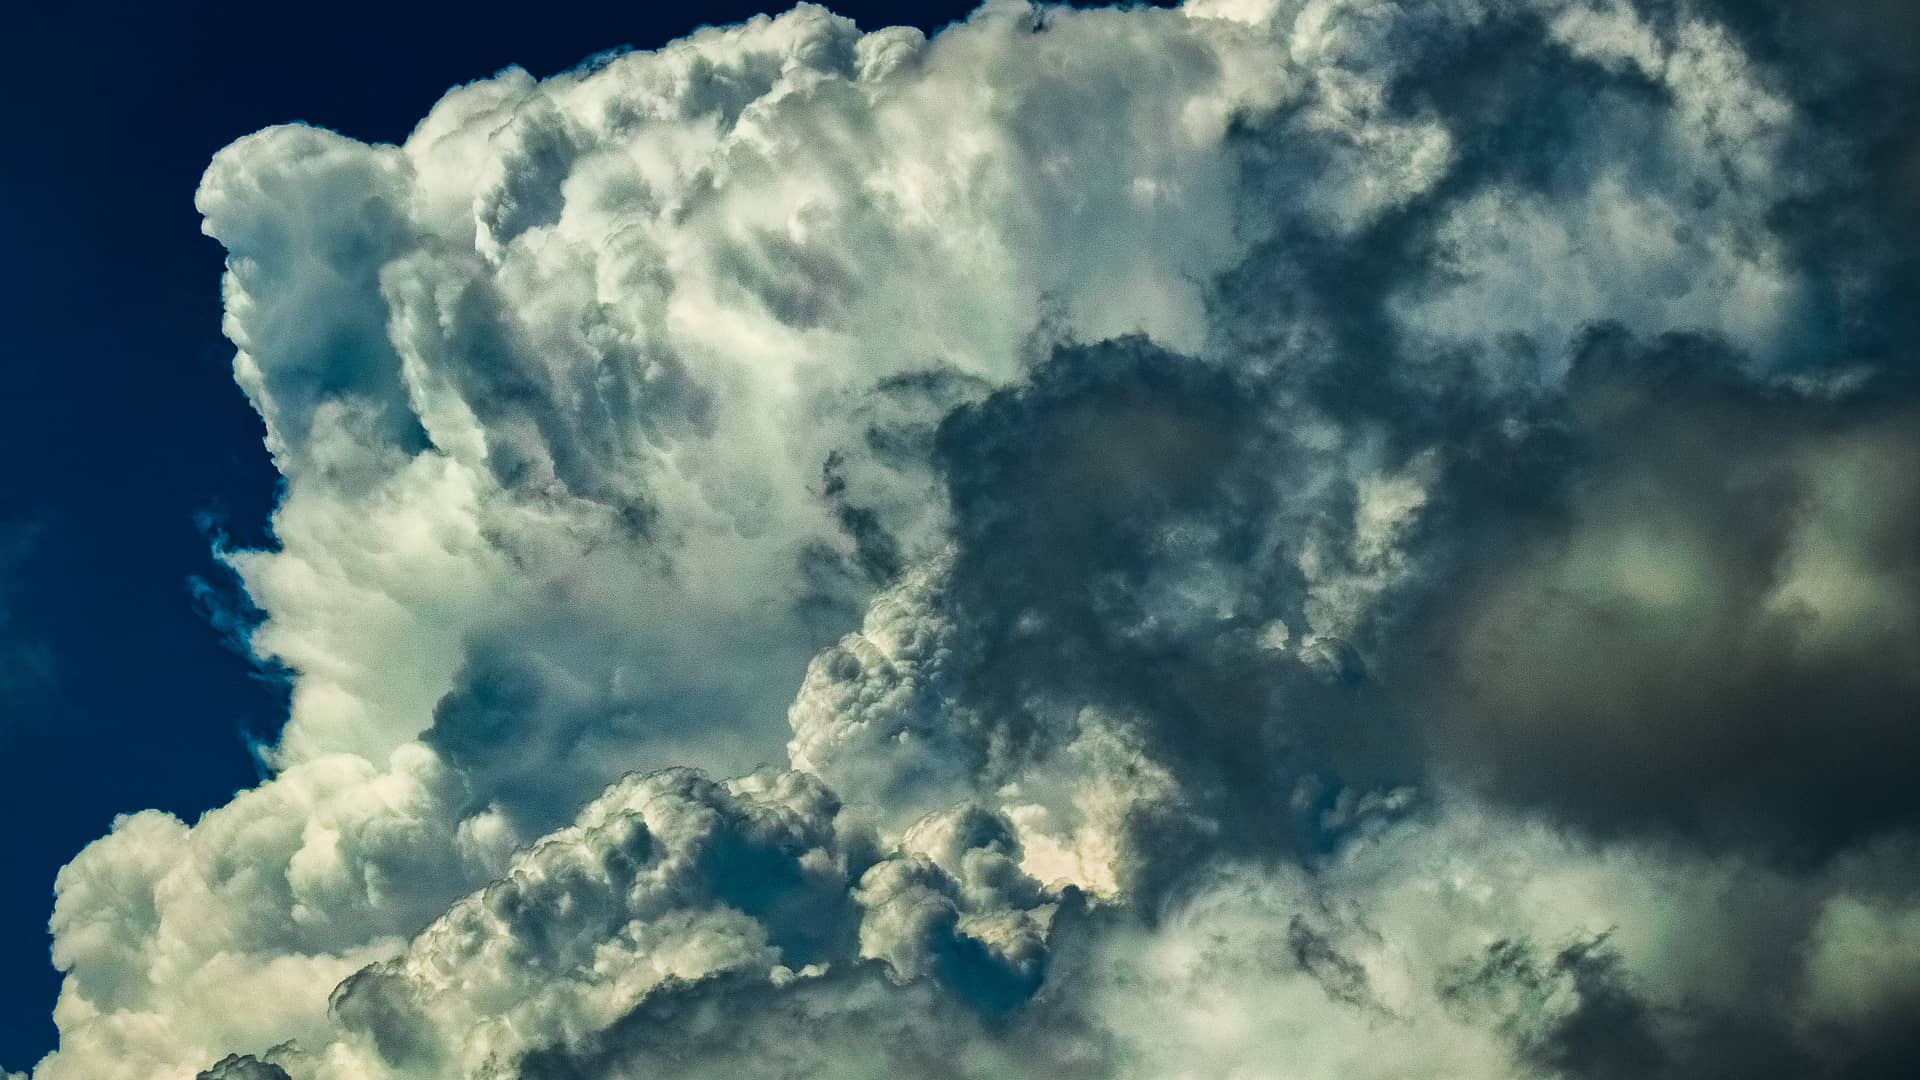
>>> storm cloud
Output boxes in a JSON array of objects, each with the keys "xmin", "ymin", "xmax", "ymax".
[{"xmin": 21, "ymin": 1, "xmax": 1920, "ymax": 1078}]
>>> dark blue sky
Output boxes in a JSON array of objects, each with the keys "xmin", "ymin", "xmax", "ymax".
[{"xmin": 0, "ymin": 0, "xmax": 1057, "ymax": 1065}]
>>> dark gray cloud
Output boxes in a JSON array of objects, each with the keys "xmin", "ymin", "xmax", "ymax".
[
  {"xmin": 1441, "ymin": 934, "xmax": 1668, "ymax": 1080},
  {"xmin": 195, "ymin": 1056, "xmax": 291, "ymax": 1080},
  {"xmin": 929, "ymin": 337, "xmax": 1417, "ymax": 872},
  {"xmin": 1412, "ymin": 328, "xmax": 1920, "ymax": 856},
  {"xmin": 1694, "ymin": 0, "xmax": 1920, "ymax": 370}
]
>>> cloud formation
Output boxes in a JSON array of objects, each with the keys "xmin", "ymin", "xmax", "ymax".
[{"xmin": 23, "ymin": 1, "xmax": 1920, "ymax": 1078}]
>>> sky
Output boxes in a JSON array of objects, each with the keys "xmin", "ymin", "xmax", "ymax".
[{"xmin": 3, "ymin": 2, "xmax": 1918, "ymax": 1079}]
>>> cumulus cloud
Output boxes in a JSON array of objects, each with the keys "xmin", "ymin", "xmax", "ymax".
[{"xmin": 20, "ymin": 0, "xmax": 1920, "ymax": 1078}]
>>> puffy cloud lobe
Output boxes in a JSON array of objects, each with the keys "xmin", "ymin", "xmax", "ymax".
[
  {"xmin": 36, "ymin": 746, "xmax": 510, "ymax": 1080},
  {"xmin": 24, "ymin": 0, "xmax": 1920, "ymax": 1077},
  {"xmin": 318, "ymin": 768, "xmax": 856, "ymax": 1076},
  {"xmin": 786, "ymin": 557, "xmax": 988, "ymax": 824},
  {"xmin": 195, "ymin": 1058, "xmax": 291, "ymax": 1080},
  {"xmin": 234, "ymin": 770, "xmax": 1067, "ymax": 1079}
]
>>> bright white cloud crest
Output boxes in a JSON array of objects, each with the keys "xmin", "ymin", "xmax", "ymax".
[{"xmin": 29, "ymin": 2, "xmax": 1920, "ymax": 1078}]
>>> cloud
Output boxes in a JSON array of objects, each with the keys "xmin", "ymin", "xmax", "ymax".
[
  {"xmin": 195, "ymin": 1057, "xmax": 291, "ymax": 1080},
  {"xmin": 21, "ymin": 1, "xmax": 1920, "ymax": 1078},
  {"xmin": 1413, "ymin": 329, "xmax": 1920, "ymax": 854}
]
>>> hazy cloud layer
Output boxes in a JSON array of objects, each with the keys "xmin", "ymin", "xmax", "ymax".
[{"xmin": 23, "ymin": 1, "xmax": 1920, "ymax": 1078}]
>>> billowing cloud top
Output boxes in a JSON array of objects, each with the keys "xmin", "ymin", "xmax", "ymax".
[{"xmin": 25, "ymin": 1, "xmax": 1920, "ymax": 1078}]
